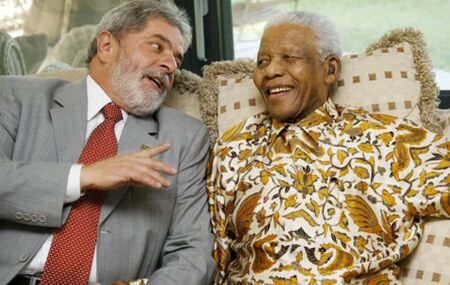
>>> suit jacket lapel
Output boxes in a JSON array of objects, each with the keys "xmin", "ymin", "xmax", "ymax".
[
  {"xmin": 49, "ymin": 78, "xmax": 88, "ymax": 221},
  {"xmin": 49, "ymin": 78, "xmax": 87, "ymax": 164},
  {"xmin": 99, "ymin": 113, "xmax": 159, "ymax": 224}
]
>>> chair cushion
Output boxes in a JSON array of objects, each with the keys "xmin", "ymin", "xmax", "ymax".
[{"xmin": 398, "ymin": 218, "xmax": 450, "ymax": 284}]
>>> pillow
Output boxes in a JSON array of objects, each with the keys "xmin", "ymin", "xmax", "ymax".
[
  {"xmin": 33, "ymin": 68, "xmax": 203, "ymax": 120},
  {"xmin": 398, "ymin": 218, "xmax": 450, "ymax": 285},
  {"xmin": 200, "ymin": 28, "xmax": 443, "ymax": 146},
  {"xmin": 39, "ymin": 24, "xmax": 97, "ymax": 71},
  {"xmin": 201, "ymin": 60, "xmax": 259, "ymax": 147},
  {"xmin": 436, "ymin": 109, "xmax": 450, "ymax": 138}
]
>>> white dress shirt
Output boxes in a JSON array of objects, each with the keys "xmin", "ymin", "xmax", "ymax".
[{"xmin": 19, "ymin": 75, "xmax": 128, "ymax": 283}]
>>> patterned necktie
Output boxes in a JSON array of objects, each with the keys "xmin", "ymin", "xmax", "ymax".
[{"xmin": 41, "ymin": 103, "xmax": 123, "ymax": 285}]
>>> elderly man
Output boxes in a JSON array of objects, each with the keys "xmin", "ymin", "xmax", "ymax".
[
  {"xmin": 207, "ymin": 11, "xmax": 449, "ymax": 284},
  {"xmin": 0, "ymin": 1, "xmax": 214, "ymax": 284}
]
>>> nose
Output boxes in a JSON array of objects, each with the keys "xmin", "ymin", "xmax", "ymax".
[
  {"xmin": 264, "ymin": 59, "xmax": 283, "ymax": 79},
  {"xmin": 159, "ymin": 51, "xmax": 178, "ymax": 75}
]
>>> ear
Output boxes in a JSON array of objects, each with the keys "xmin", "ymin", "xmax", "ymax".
[
  {"xmin": 95, "ymin": 31, "xmax": 118, "ymax": 63},
  {"xmin": 323, "ymin": 55, "xmax": 341, "ymax": 85}
]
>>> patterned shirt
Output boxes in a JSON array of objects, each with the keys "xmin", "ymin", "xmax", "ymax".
[{"xmin": 207, "ymin": 99, "xmax": 449, "ymax": 285}]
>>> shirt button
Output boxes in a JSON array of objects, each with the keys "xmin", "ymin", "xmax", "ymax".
[
  {"xmin": 15, "ymin": 212, "xmax": 23, "ymax": 220},
  {"xmin": 19, "ymin": 253, "xmax": 30, "ymax": 263},
  {"xmin": 39, "ymin": 215, "xmax": 47, "ymax": 223}
]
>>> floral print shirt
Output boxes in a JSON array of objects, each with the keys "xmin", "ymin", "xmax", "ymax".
[{"xmin": 207, "ymin": 99, "xmax": 449, "ymax": 285}]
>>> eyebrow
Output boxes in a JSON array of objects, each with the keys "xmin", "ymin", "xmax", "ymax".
[{"xmin": 152, "ymin": 34, "xmax": 183, "ymax": 64}]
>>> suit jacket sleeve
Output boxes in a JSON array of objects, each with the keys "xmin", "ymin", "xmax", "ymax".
[
  {"xmin": 148, "ymin": 124, "xmax": 215, "ymax": 285},
  {"xmin": 0, "ymin": 76, "xmax": 71, "ymax": 228}
]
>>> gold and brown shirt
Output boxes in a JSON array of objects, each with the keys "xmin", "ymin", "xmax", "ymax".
[{"xmin": 207, "ymin": 99, "xmax": 449, "ymax": 284}]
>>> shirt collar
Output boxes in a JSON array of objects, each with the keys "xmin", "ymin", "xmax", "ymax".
[
  {"xmin": 86, "ymin": 75, "xmax": 127, "ymax": 121},
  {"xmin": 269, "ymin": 98, "xmax": 340, "ymax": 137}
]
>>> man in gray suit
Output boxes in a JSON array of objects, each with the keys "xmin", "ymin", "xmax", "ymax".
[{"xmin": 0, "ymin": 1, "xmax": 214, "ymax": 284}]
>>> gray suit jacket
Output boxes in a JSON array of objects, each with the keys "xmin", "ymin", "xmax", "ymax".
[{"xmin": 0, "ymin": 76, "xmax": 215, "ymax": 284}]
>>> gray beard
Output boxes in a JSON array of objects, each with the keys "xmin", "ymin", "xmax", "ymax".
[{"xmin": 110, "ymin": 50, "xmax": 169, "ymax": 117}]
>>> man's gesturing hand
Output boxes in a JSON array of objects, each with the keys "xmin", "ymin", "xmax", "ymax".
[{"xmin": 80, "ymin": 143, "xmax": 176, "ymax": 192}]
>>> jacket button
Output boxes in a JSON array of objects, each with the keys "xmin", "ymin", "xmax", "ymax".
[
  {"xmin": 19, "ymin": 253, "xmax": 30, "ymax": 263},
  {"xmin": 15, "ymin": 212, "xmax": 23, "ymax": 220},
  {"xmin": 39, "ymin": 215, "xmax": 47, "ymax": 223},
  {"xmin": 23, "ymin": 213, "xmax": 31, "ymax": 221},
  {"xmin": 31, "ymin": 214, "xmax": 39, "ymax": 223}
]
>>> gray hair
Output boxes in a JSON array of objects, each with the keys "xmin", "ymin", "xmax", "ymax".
[
  {"xmin": 265, "ymin": 11, "xmax": 342, "ymax": 60},
  {"xmin": 86, "ymin": 0, "xmax": 192, "ymax": 64}
]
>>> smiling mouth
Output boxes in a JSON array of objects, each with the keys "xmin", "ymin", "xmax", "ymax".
[{"xmin": 266, "ymin": 85, "xmax": 294, "ymax": 95}]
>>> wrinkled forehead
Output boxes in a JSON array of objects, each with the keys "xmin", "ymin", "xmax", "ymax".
[{"xmin": 258, "ymin": 23, "xmax": 318, "ymax": 55}]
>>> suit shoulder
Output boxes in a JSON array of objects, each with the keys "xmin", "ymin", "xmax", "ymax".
[
  {"xmin": 0, "ymin": 76, "xmax": 71, "ymax": 100},
  {"xmin": 156, "ymin": 106, "xmax": 209, "ymax": 150},
  {"xmin": 0, "ymin": 75, "xmax": 70, "ymax": 87},
  {"xmin": 157, "ymin": 106, "xmax": 205, "ymax": 130}
]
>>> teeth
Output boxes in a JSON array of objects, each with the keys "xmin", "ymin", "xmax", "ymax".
[
  {"xmin": 269, "ymin": 86, "xmax": 292, "ymax": 94},
  {"xmin": 149, "ymin": 77, "xmax": 161, "ymax": 88}
]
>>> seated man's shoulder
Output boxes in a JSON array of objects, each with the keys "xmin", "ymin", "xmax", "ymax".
[
  {"xmin": 0, "ymin": 76, "xmax": 73, "ymax": 108},
  {"xmin": 157, "ymin": 106, "xmax": 205, "ymax": 129},
  {"xmin": 156, "ymin": 106, "xmax": 209, "ymax": 146},
  {"xmin": 341, "ymin": 105, "xmax": 441, "ymax": 141},
  {"xmin": 1, "ymin": 75, "xmax": 71, "ymax": 95},
  {"xmin": 1, "ymin": 74, "xmax": 69, "ymax": 85},
  {"xmin": 342, "ymin": 106, "xmax": 408, "ymax": 129}
]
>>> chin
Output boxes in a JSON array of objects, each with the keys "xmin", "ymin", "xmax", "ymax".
[{"xmin": 269, "ymin": 112, "xmax": 290, "ymax": 122}]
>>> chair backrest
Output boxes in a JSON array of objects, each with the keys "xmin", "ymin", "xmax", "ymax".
[{"xmin": 0, "ymin": 31, "xmax": 26, "ymax": 76}]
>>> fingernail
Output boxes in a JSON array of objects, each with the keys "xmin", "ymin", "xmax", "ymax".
[{"xmin": 155, "ymin": 182, "xmax": 161, "ymax": 188}]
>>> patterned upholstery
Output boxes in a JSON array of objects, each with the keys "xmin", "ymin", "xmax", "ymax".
[
  {"xmin": 0, "ymin": 31, "xmax": 26, "ymax": 76},
  {"xmin": 332, "ymin": 44, "xmax": 421, "ymax": 123},
  {"xmin": 399, "ymin": 219, "xmax": 450, "ymax": 284}
]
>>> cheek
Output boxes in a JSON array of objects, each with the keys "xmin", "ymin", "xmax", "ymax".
[{"xmin": 253, "ymin": 72, "xmax": 264, "ymax": 90}]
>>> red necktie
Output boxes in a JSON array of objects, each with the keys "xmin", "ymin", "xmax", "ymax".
[{"xmin": 41, "ymin": 103, "xmax": 123, "ymax": 285}]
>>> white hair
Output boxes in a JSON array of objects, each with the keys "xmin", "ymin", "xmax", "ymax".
[
  {"xmin": 265, "ymin": 11, "xmax": 343, "ymax": 60},
  {"xmin": 86, "ymin": 0, "xmax": 191, "ymax": 63}
]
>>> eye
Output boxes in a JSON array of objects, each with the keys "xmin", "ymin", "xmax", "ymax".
[
  {"xmin": 256, "ymin": 58, "xmax": 269, "ymax": 67},
  {"xmin": 283, "ymin": 54, "xmax": 303, "ymax": 63},
  {"xmin": 151, "ymin": 42, "xmax": 161, "ymax": 50},
  {"xmin": 282, "ymin": 54, "xmax": 297, "ymax": 62}
]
